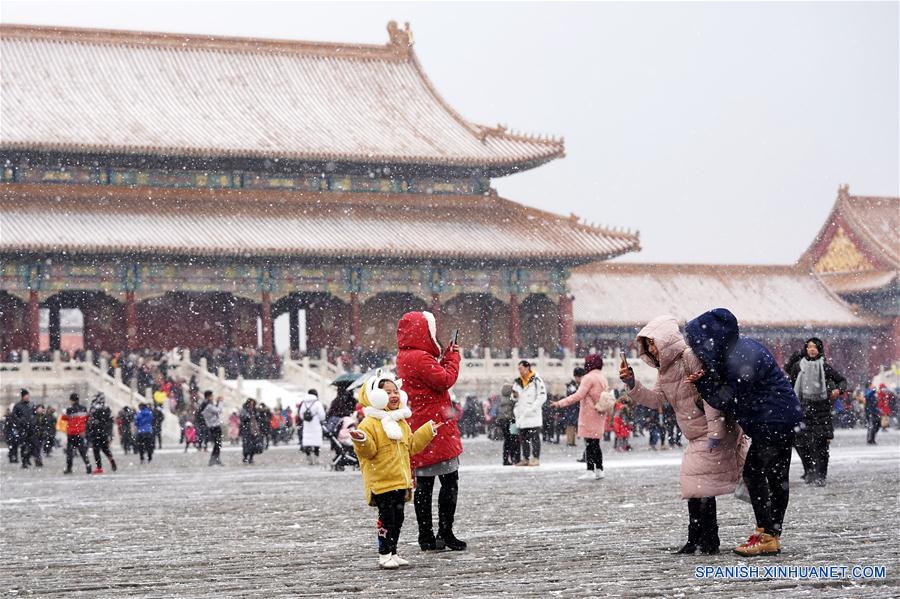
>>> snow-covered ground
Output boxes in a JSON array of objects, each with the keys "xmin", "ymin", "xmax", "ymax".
[{"xmin": 1, "ymin": 429, "xmax": 897, "ymax": 597}]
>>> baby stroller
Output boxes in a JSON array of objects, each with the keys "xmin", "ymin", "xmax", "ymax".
[{"xmin": 323, "ymin": 416, "xmax": 358, "ymax": 471}]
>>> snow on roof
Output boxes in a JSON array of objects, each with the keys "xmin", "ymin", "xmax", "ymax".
[
  {"xmin": 0, "ymin": 183, "xmax": 640, "ymax": 262},
  {"xmin": 571, "ymin": 263, "xmax": 876, "ymax": 329},
  {"xmin": 0, "ymin": 23, "xmax": 564, "ymax": 172}
]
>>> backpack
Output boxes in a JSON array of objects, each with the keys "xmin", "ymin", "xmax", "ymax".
[{"xmin": 302, "ymin": 403, "xmax": 314, "ymax": 422}]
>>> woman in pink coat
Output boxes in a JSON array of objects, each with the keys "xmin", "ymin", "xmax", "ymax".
[
  {"xmin": 551, "ymin": 354, "xmax": 611, "ymax": 481},
  {"xmin": 620, "ymin": 315, "xmax": 748, "ymax": 555}
]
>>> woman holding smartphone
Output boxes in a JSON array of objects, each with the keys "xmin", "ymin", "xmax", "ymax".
[
  {"xmin": 396, "ymin": 312, "xmax": 467, "ymax": 552},
  {"xmin": 619, "ymin": 315, "xmax": 748, "ymax": 555}
]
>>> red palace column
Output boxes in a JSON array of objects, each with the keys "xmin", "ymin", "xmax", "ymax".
[
  {"xmin": 431, "ymin": 293, "xmax": 442, "ymax": 334},
  {"xmin": 125, "ymin": 291, "xmax": 139, "ymax": 351},
  {"xmin": 509, "ymin": 293, "xmax": 521, "ymax": 351},
  {"xmin": 349, "ymin": 292, "xmax": 361, "ymax": 349},
  {"xmin": 260, "ymin": 292, "xmax": 274, "ymax": 353},
  {"xmin": 893, "ymin": 317, "xmax": 900, "ymax": 363},
  {"xmin": 27, "ymin": 290, "xmax": 40, "ymax": 353},
  {"xmin": 557, "ymin": 293, "xmax": 575, "ymax": 354},
  {"xmin": 772, "ymin": 339, "xmax": 785, "ymax": 369}
]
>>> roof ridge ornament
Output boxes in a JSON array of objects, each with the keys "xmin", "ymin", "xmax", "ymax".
[
  {"xmin": 387, "ymin": 21, "xmax": 413, "ymax": 54},
  {"xmin": 838, "ymin": 183, "xmax": 850, "ymax": 199}
]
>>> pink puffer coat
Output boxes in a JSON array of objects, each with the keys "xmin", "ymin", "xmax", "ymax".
[
  {"xmin": 628, "ymin": 315, "xmax": 748, "ymax": 499},
  {"xmin": 555, "ymin": 364, "xmax": 608, "ymax": 440}
]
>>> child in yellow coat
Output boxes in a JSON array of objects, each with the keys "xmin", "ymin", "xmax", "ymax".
[{"xmin": 350, "ymin": 370, "xmax": 442, "ymax": 569}]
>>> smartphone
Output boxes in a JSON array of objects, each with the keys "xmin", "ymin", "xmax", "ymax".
[
  {"xmin": 451, "ymin": 329, "xmax": 460, "ymax": 346},
  {"xmin": 620, "ymin": 351, "xmax": 629, "ymax": 367}
]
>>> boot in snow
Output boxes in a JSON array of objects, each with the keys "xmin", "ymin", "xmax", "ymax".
[{"xmin": 437, "ymin": 530, "xmax": 467, "ymax": 551}]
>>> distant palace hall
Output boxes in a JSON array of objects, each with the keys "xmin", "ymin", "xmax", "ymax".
[{"xmin": 0, "ymin": 23, "xmax": 896, "ymax": 382}]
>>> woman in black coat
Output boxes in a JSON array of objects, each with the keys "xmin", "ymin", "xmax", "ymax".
[
  {"xmin": 785, "ymin": 337, "xmax": 847, "ymax": 487},
  {"xmin": 239, "ymin": 398, "xmax": 263, "ymax": 464}
]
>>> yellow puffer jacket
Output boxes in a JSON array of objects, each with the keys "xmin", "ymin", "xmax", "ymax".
[{"xmin": 353, "ymin": 386, "xmax": 435, "ymax": 506}]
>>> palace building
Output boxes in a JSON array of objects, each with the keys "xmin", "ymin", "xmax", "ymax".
[
  {"xmin": 570, "ymin": 187, "xmax": 898, "ymax": 382},
  {"xmin": 0, "ymin": 22, "xmax": 640, "ymax": 357}
]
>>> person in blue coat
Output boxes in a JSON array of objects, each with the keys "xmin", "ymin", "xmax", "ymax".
[
  {"xmin": 683, "ymin": 308, "xmax": 802, "ymax": 558},
  {"xmin": 134, "ymin": 403, "xmax": 155, "ymax": 463}
]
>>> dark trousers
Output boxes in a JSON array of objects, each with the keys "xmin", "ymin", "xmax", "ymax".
[
  {"xmin": 743, "ymin": 440, "xmax": 792, "ymax": 536},
  {"xmin": 519, "ymin": 427, "xmax": 541, "ymax": 460},
  {"xmin": 373, "ymin": 489, "xmax": 407, "ymax": 555},
  {"xmin": 137, "ymin": 432, "xmax": 155, "ymax": 462},
  {"xmin": 90, "ymin": 435, "xmax": 114, "ymax": 469},
  {"xmin": 415, "ymin": 470, "xmax": 459, "ymax": 539},
  {"xmin": 208, "ymin": 426, "xmax": 222, "ymax": 463},
  {"xmin": 795, "ymin": 437, "xmax": 830, "ymax": 482},
  {"xmin": 7, "ymin": 437, "xmax": 18, "ymax": 462},
  {"xmin": 17, "ymin": 433, "xmax": 33, "ymax": 466},
  {"xmin": 155, "ymin": 430, "xmax": 163, "ymax": 449},
  {"xmin": 687, "ymin": 497, "xmax": 719, "ymax": 549},
  {"xmin": 66, "ymin": 435, "xmax": 90, "ymax": 471},
  {"xmin": 303, "ymin": 446, "xmax": 320, "ymax": 456},
  {"xmin": 500, "ymin": 420, "xmax": 520, "ymax": 465},
  {"xmin": 866, "ymin": 413, "xmax": 880, "ymax": 443},
  {"xmin": 585, "ymin": 438, "xmax": 603, "ymax": 471}
]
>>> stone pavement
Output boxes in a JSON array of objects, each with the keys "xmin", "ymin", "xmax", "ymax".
[{"xmin": 1, "ymin": 429, "xmax": 897, "ymax": 597}]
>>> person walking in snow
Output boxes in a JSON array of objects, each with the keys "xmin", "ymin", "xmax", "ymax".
[
  {"xmin": 61, "ymin": 393, "xmax": 92, "ymax": 475},
  {"xmin": 496, "ymin": 383, "xmax": 520, "ymax": 466},
  {"xmin": 784, "ymin": 337, "xmax": 846, "ymax": 487},
  {"xmin": 11, "ymin": 389, "xmax": 38, "ymax": 468},
  {"xmin": 299, "ymin": 392, "xmax": 326, "ymax": 465},
  {"xmin": 511, "ymin": 360, "xmax": 547, "ymax": 467},
  {"xmin": 551, "ymin": 354, "xmax": 612, "ymax": 481},
  {"xmin": 201, "ymin": 392, "xmax": 224, "ymax": 466},
  {"xmin": 86, "ymin": 393, "xmax": 117, "ymax": 474},
  {"xmin": 135, "ymin": 403, "xmax": 155, "ymax": 463},
  {"xmin": 240, "ymin": 398, "xmax": 263, "ymax": 464}
]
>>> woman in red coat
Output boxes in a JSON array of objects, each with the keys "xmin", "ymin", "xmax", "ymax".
[{"xmin": 396, "ymin": 311, "xmax": 465, "ymax": 551}]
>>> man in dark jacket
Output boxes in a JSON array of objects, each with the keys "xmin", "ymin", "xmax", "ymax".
[
  {"xmin": 784, "ymin": 338, "xmax": 847, "ymax": 487},
  {"xmin": 61, "ymin": 393, "xmax": 92, "ymax": 475},
  {"xmin": 684, "ymin": 308, "xmax": 802, "ymax": 558},
  {"xmin": 11, "ymin": 389, "xmax": 38, "ymax": 468},
  {"xmin": 87, "ymin": 393, "xmax": 117, "ymax": 474}
]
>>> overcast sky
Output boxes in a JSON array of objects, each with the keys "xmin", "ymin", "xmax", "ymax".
[{"xmin": 4, "ymin": 1, "xmax": 898, "ymax": 264}]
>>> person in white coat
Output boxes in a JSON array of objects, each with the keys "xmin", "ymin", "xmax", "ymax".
[
  {"xmin": 511, "ymin": 360, "xmax": 547, "ymax": 466},
  {"xmin": 299, "ymin": 392, "xmax": 326, "ymax": 465}
]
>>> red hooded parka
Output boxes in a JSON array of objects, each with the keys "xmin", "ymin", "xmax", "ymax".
[{"xmin": 396, "ymin": 312, "xmax": 462, "ymax": 470}]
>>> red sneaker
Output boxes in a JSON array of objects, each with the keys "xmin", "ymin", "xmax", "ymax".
[{"xmin": 93, "ymin": 467, "xmax": 104, "ymax": 475}]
